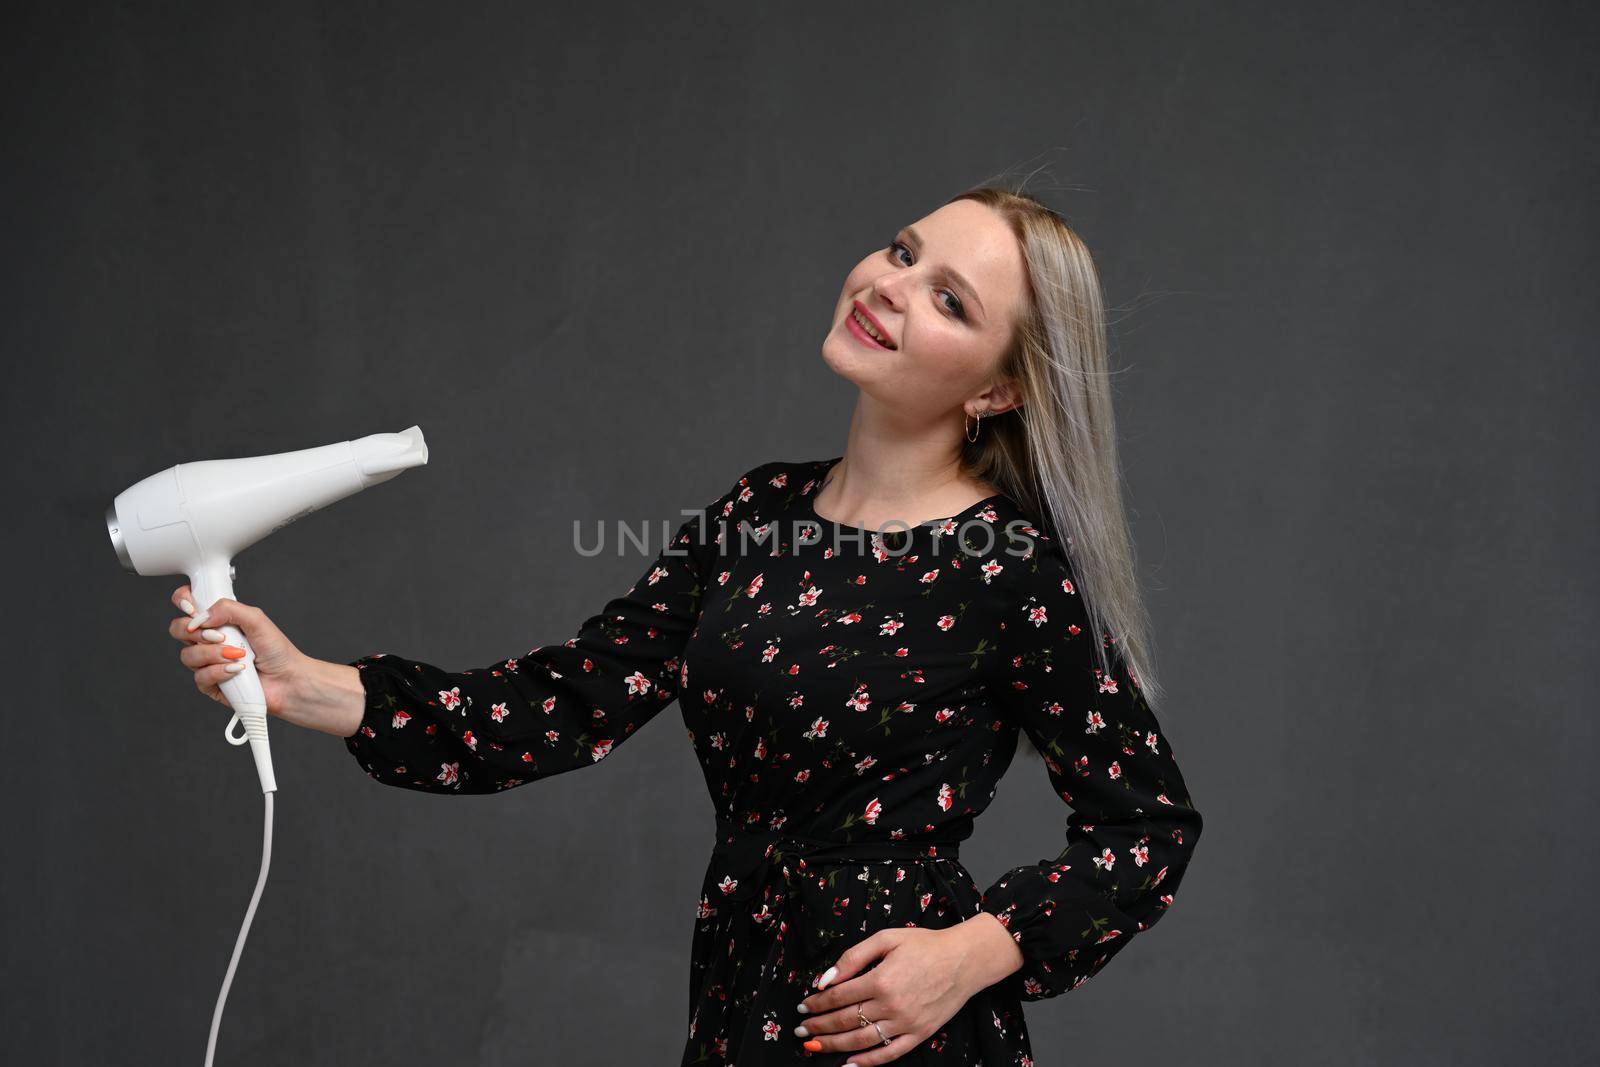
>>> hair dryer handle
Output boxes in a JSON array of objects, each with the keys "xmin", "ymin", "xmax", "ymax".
[{"xmin": 191, "ymin": 561, "xmax": 278, "ymax": 794}]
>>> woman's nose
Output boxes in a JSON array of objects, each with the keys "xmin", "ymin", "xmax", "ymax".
[{"xmin": 871, "ymin": 276, "xmax": 901, "ymax": 310}]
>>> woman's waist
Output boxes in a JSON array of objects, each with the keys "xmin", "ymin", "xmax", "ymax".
[
  {"xmin": 711, "ymin": 812, "xmax": 969, "ymax": 863},
  {"xmin": 695, "ymin": 820, "xmax": 986, "ymax": 969},
  {"xmin": 702, "ymin": 812, "xmax": 969, "ymax": 905}
]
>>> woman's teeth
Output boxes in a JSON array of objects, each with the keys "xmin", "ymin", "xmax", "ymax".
[{"xmin": 852, "ymin": 308, "xmax": 890, "ymax": 347}]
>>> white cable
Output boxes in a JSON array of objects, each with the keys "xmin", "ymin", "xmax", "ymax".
[{"xmin": 205, "ymin": 788, "xmax": 274, "ymax": 1066}]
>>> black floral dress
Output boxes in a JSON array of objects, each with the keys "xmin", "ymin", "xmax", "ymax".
[{"xmin": 344, "ymin": 457, "xmax": 1204, "ymax": 1066}]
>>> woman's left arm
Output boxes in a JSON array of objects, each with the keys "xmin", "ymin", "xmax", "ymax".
[
  {"xmin": 973, "ymin": 537, "xmax": 1205, "ymax": 1001},
  {"xmin": 790, "ymin": 536, "xmax": 1204, "ymax": 1062}
]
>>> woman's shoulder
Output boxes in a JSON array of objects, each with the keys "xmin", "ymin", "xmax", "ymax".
[
  {"xmin": 964, "ymin": 499, "xmax": 1081, "ymax": 601},
  {"xmin": 719, "ymin": 457, "xmax": 833, "ymax": 505},
  {"xmin": 702, "ymin": 457, "xmax": 828, "ymax": 516},
  {"xmin": 744, "ymin": 457, "xmax": 829, "ymax": 493}
]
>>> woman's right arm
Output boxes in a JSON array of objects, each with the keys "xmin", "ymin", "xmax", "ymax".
[
  {"xmin": 288, "ymin": 657, "xmax": 366, "ymax": 739},
  {"xmin": 335, "ymin": 466, "xmax": 760, "ymax": 795},
  {"xmin": 176, "ymin": 463, "xmax": 766, "ymax": 796}
]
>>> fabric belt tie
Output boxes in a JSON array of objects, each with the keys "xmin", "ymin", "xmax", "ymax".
[{"xmin": 709, "ymin": 814, "xmax": 965, "ymax": 921}]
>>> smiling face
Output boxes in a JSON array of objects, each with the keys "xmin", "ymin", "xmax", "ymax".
[{"xmin": 821, "ymin": 198, "xmax": 1031, "ymax": 421}]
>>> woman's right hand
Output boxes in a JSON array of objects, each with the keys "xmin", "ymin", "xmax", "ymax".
[{"xmin": 169, "ymin": 584, "xmax": 308, "ymax": 721}]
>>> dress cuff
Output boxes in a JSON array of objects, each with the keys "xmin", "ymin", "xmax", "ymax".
[
  {"xmin": 978, "ymin": 865, "xmax": 1095, "ymax": 1001},
  {"xmin": 341, "ymin": 654, "xmax": 415, "ymax": 772}
]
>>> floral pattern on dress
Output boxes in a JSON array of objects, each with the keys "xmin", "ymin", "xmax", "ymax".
[{"xmin": 345, "ymin": 457, "xmax": 1203, "ymax": 1065}]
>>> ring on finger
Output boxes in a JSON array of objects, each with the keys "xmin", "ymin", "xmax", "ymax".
[{"xmin": 854, "ymin": 1004, "xmax": 892, "ymax": 1047}]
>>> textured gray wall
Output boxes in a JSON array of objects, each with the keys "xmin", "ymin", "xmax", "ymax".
[{"xmin": 7, "ymin": 0, "xmax": 1596, "ymax": 1063}]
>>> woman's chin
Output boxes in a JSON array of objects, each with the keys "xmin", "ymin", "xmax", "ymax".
[{"xmin": 820, "ymin": 331, "xmax": 894, "ymax": 384}]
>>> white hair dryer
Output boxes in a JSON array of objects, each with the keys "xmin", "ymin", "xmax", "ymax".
[
  {"xmin": 106, "ymin": 424, "xmax": 428, "ymax": 792},
  {"xmin": 105, "ymin": 424, "xmax": 428, "ymax": 1065}
]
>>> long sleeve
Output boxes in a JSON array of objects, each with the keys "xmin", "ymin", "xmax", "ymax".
[
  {"xmin": 342, "ymin": 465, "xmax": 761, "ymax": 795},
  {"xmin": 977, "ymin": 534, "xmax": 1203, "ymax": 1001}
]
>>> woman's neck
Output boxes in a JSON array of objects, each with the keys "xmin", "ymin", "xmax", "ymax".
[{"xmin": 813, "ymin": 449, "xmax": 999, "ymax": 531}]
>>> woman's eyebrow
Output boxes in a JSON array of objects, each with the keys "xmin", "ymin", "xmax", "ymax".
[{"xmin": 903, "ymin": 225, "xmax": 986, "ymax": 319}]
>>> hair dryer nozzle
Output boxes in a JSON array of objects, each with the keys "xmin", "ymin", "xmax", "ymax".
[
  {"xmin": 352, "ymin": 424, "xmax": 429, "ymax": 484},
  {"xmin": 106, "ymin": 501, "xmax": 135, "ymax": 574}
]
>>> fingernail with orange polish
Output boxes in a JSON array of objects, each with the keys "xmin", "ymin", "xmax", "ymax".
[
  {"xmin": 803, "ymin": 1039, "xmax": 822, "ymax": 1052},
  {"xmin": 221, "ymin": 645, "xmax": 247, "ymax": 660}
]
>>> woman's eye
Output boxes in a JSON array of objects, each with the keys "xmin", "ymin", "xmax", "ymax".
[{"xmin": 888, "ymin": 240, "xmax": 966, "ymax": 320}]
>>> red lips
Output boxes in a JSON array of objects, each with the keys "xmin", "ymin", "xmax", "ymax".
[{"xmin": 850, "ymin": 300, "xmax": 895, "ymax": 349}]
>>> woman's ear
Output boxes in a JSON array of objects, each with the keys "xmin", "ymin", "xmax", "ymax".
[{"xmin": 982, "ymin": 376, "xmax": 1025, "ymax": 417}]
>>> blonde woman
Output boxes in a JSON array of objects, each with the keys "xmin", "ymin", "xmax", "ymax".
[{"xmin": 170, "ymin": 185, "xmax": 1204, "ymax": 1065}]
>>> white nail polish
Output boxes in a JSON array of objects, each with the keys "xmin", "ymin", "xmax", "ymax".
[
  {"xmin": 224, "ymin": 663, "xmax": 244, "ymax": 673},
  {"xmin": 187, "ymin": 610, "xmax": 209, "ymax": 632},
  {"xmin": 817, "ymin": 965, "xmax": 837, "ymax": 989},
  {"xmin": 793, "ymin": 1024, "xmax": 808, "ymax": 1038},
  {"xmin": 180, "ymin": 598, "xmax": 195, "ymax": 615},
  {"xmin": 795, "ymin": 1001, "xmax": 809, "ymax": 1015},
  {"xmin": 201, "ymin": 629, "xmax": 225, "ymax": 642}
]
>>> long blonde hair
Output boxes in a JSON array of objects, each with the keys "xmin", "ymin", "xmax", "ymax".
[{"xmin": 949, "ymin": 184, "xmax": 1169, "ymax": 735}]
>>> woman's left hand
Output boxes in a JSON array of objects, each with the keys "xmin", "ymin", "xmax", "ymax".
[{"xmin": 792, "ymin": 918, "xmax": 1013, "ymax": 1064}]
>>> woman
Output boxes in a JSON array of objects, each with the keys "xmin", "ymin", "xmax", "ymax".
[{"xmin": 169, "ymin": 185, "xmax": 1204, "ymax": 1066}]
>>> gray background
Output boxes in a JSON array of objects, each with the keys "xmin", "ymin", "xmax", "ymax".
[{"xmin": 6, "ymin": 0, "xmax": 1595, "ymax": 1063}]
